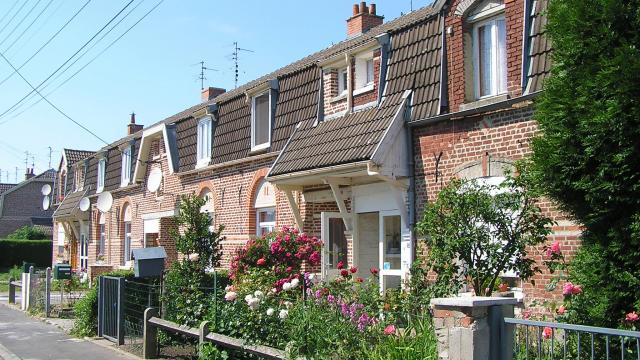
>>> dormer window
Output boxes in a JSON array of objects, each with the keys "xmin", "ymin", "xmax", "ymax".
[
  {"xmin": 337, "ymin": 68, "xmax": 348, "ymax": 96},
  {"xmin": 121, "ymin": 146, "xmax": 132, "ymax": 187},
  {"xmin": 74, "ymin": 167, "xmax": 83, "ymax": 191},
  {"xmin": 354, "ymin": 53, "xmax": 375, "ymax": 93},
  {"xmin": 251, "ymin": 92, "xmax": 271, "ymax": 151},
  {"xmin": 97, "ymin": 158, "xmax": 106, "ymax": 193},
  {"xmin": 467, "ymin": 0, "xmax": 506, "ymax": 100},
  {"xmin": 196, "ymin": 117, "xmax": 212, "ymax": 168}
]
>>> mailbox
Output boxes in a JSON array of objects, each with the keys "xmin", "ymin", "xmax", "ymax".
[
  {"xmin": 132, "ymin": 247, "xmax": 167, "ymax": 278},
  {"xmin": 22, "ymin": 261, "xmax": 35, "ymax": 273},
  {"xmin": 54, "ymin": 264, "xmax": 72, "ymax": 280}
]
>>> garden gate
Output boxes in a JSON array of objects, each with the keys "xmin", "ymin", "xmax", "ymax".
[{"xmin": 98, "ymin": 276, "xmax": 125, "ymax": 345}]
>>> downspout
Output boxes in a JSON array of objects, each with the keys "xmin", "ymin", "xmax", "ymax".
[
  {"xmin": 521, "ymin": 0, "xmax": 533, "ymax": 92},
  {"xmin": 315, "ymin": 67, "xmax": 325, "ymax": 125},
  {"xmin": 404, "ymin": 92, "xmax": 417, "ymax": 264}
]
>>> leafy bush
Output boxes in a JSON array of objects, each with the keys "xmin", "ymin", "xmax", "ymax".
[
  {"xmin": 7, "ymin": 226, "xmax": 50, "ymax": 240},
  {"xmin": 0, "ymin": 239, "xmax": 52, "ymax": 268},
  {"xmin": 416, "ymin": 169, "xmax": 553, "ymax": 296},
  {"xmin": 71, "ymin": 270, "xmax": 134, "ymax": 337}
]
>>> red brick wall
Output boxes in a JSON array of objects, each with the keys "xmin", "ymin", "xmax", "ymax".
[{"xmin": 413, "ymin": 102, "xmax": 580, "ymax": 302}]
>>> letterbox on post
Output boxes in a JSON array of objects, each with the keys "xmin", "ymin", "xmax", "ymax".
[
  {"xmin": 132, "ymin": 247, "xmax": 167, "ymax": 278},
  {"xmin": 53, "ymin": 264, "xmax": 72, "ymax": 280}
]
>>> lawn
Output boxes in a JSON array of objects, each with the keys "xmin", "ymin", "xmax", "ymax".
[{"xmin": 0, "ymin": 266, "xmax": 21, "ymax": 293}]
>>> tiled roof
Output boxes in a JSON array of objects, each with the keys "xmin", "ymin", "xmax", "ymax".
[
  {"xmin": 53, "ymin": 188, "xmax": 87, "ymax": 219},
  {"xmin": 526, "ymin": 0, "xmax": 552, "ymax": 93},
  {"xmin": 35, "ymin": 169, "xmax": 56, "ymax": 180},
  {"xmin": 0, "ymin": 184, "xmax": 15, "ymax": 194},
  {"xmin": 63, "ymin": 149, "xmax": 94, "ymax": 166},
  {"xmin": 269, "ymin": 12, "xmax": 444, "ymax": 177}
]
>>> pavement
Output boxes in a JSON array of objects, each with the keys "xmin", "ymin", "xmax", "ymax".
[{"xmin": 0, "ymin": 303, "xmax": 138, "ymax": 360}]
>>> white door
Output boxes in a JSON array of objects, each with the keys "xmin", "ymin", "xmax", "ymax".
[
  {"xmin": 321, "ymin": 212, "xmax": 348, "ymax": 280},
  {"xmin": 379, "ymin": 210, "xmax": 403, "ymax": 291},
  {"xmin": 79, "ymin": 233, "xmax": 88, "ymax": 270}
]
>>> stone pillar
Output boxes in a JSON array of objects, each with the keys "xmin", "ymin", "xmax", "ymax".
[{"xmin": 430, "ymin": 297, "xmax": 517, "ymax": 360}]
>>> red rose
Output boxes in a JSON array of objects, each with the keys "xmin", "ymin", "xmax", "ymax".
[
  {"xmin": 350, "ymin": 267, "xmax": 357, "ymax": 274},
  {"xmin": 286, "ymin": 266, "xmax": 293, "ymax": 273},
  {"xmin": 370, "ymin": 267, "xmax": 379, "ymax": 275},
  {"xmin": 257, "ymin": 258, "xmax": 266, "ymax": 266},
  {"xmin": 340, "ymin": 269, "xmax": 349, "ymax": 277},
  {"xmin": 337, "ymin": 261, "xmax": 344, "ymax": 270}
]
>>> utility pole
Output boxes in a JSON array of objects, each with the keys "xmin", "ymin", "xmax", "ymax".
[{"xmin": 230, "ymin": 42, "xmax": 254, "ymax": 89}]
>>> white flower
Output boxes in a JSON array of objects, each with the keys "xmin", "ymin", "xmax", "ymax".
[
  {"xmin": 254, "ymin": 290, "xmax": 264, "ymax": 299},
  {"xmin": 245, "ymin": 294, "xmax": 253, "ymax": 302},
  {"xmin": 224, "ymin": 291, "xmax": 237, "ymax": 301},
  {"xmin": 308, "ymin": 274, "xmax": 315, "ymax": 281},
  {"xmin": 282, "ymin": 282, "xmax": 292, "ymax": 291},
  {"xmin": 279, "ymin": 309, "xmax": 289, "ymax": 319},
  {"xmin": 225, "ymin": 285, "xmax": 234, "ymax": 292},
  {"xmin": 188, "ymin": 253, "xmax": 200, "ymax": 262},
  {"xmin": 266, "ymin": 308, "xmax": 275, "ymax": 316},
  {"xmin": 290, "ymin": 278, "xmax": 300, "ymax": 289},
  {"xmin": 247, "ymin": 297, "xmax": 260, "ymax": 310},
  {"xmin": 271, "ymin": 288, "xmax": 278, "ymax": 294},
  {"xmin": 284, "ymin": 301, "xmax": 293, "ymax": 309}
]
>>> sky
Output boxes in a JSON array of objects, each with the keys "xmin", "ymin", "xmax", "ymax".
[{"xmin": 0, "ymin": 0, "xmax": 433, "ymax": 183}]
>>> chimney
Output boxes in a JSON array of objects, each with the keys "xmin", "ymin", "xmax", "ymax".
[
  {"xmin": 25, "ymin": 168, "xmax": 34, "ymax": 180},
  {"xmin": 127, "ymin": 112, "xmax": 143, "ymax": 135},
  {"xmin": 346, "ymin": 1, "xmax": 383, "ymax": 37},
  {"xmin": 201, "ymin": 87, "xmax": 226, "ymax": 102}
]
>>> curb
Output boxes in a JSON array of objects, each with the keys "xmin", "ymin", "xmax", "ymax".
[{"xmin": 0, "ymin": 343, "xmax": 21, "ymax": 360}]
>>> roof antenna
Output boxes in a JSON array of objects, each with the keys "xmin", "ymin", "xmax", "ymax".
[
  {"xmin": 230, "ymin": 42, "xmax": 254, "ymax": 89},
  {"xmin": 194, "ymin": 61, "xmax": 218, "ymax": 90},
  {"xmin": 411, "ymin": 0, "xmax": 413, "ymax": 11}
]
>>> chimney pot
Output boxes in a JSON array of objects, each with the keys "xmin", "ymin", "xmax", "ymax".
[
  {"xmin": 347, "ymin": 2, "xmax": 383, "ymax": 37},
  {"xmin": 127, "ymin": 112, "xmax": 143, "ymax": 135},
  {"xmin": 353, "ymin": 4, "xmax": 359, "ymax": 15},
  {"xmin": 360, "ymin": 2, "xmax": 367, "ymax": 14},
  {"xmin": 130, "ymin": 112, "xmax": 136, "ymax": 124},
  {"xmin": 369, "ymin": 3, "xmax": 376, "ymax": 15}
]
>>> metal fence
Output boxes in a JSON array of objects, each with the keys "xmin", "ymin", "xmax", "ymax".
[
  {"xmin": 505, "ymin": 317, "xmax": 640, "ymax": 360},
  {"xmin": 122, "ymin": 279, "xmax": 161, "ymax": 351}
]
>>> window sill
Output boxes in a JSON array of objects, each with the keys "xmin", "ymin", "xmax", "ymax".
[
  {"xmin": 195, "ymin": 159, "xmax": 211, "ymax": 169},
  {"xmin": 459, "ymin": 94, "xmax": 509, "ymax": 111},
  {"xmin": 250, "ymin": 144, "xmax": 270, "ymax": 154},
  {"xmin": 330, "ymin": 92, "xmax": 347, "ymax": 103},
  {"xmin": 353, "ymin": 83, "xmax": 374, "ymax": 96}
]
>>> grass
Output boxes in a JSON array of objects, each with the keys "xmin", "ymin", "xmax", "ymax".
[{"xmin": 0, "ymin": 266, "xmax": 21, "ymax": 292}]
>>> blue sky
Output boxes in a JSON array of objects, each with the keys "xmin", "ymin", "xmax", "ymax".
[{"xmin": 0, "ymin": 0, "xmax": 432, "ymax": 182}]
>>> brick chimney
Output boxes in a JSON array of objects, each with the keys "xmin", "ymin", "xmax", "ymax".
[
  {"xmin": 127, "ymin": 112, "xmax": 143, "ymax": 135},
  {"xmin": 201, "ymin": 87, "xmax": 226, "ymax": 102},
  {"xmin": 24, "ymin": 168, "xmax": 34, "ymax": 180},
  {"xmin": 347, "ymin": 2, "xmax": 383, "ymax": 37}
]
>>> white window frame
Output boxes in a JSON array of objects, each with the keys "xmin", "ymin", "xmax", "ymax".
[
  {"xmin": 337, "ymin": 68, "xmax": 348, "ymax": 96},
  {"xmin": 196, "ymin": 117, "xmax": 212, "ymax": 168},
  {"xmin": 97, "ymin": 158, "xmax": 106, "ymax": 193},
  {"xmin": 256, "ymin": 206, "xmax": 276, "ymax": 237},
  {"xmin": 123, "ymin": 221, "xmax": 132, "ymax": 265},
  {"xmin": 99, "ymin": 224, "xmax": 105, "ymax": 256},
  {"xmin": 74, "ymin": 167, "xmax": 83, "ymax": 191},
  {"xmin": 120, "ymin": 146, "xmax": 132, "ymax": 187},
  {"xmin": 472, "ymin": 14, "xmax": 507, "ymax": 99},
  {"xmin": 365, "ymin": 58, "xmax": 374, "ymax": 85},
  {"xmin": 250, "ymin": 92, "xmax": 271, "ymax": 152}
]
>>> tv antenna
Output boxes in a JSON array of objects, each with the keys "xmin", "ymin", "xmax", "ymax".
[
  {"xmin": 230, "ymin": 42, "xmax": 254, "ymax": 88},
  {"xmin": 48, "ymin": 146, "xmax": 52, "ymax": 168},
  {"xmin": 194, "ymin": 61, "xmax": 218, "ymax": 90}
]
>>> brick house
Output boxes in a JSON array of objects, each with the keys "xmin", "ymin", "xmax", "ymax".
[
  {"xmin": 52, "ymin": 1, "xmax": 570, "ymax": 302},
  {"xmin": 0, "ymin": 168, "xmax": 56, "ymax": 238}
]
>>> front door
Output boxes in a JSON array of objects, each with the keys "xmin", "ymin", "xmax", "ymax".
[
  {"xmin": 321, "ymin": 212, "xmax": 348, "ymax": 279},
  {"xmin": 379, "ymin": 211, "xmax": 403, "ymax": 291},
  {"xmin": 80, "ymin": 233, "xmax": 88, "ymax": 270}
]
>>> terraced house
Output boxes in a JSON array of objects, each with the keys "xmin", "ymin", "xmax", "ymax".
[{"xmin": 53, "ymin": 0, "xmax": 572, "ymax": 300}]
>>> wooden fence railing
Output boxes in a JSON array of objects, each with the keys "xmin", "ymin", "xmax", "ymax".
[{"xmin": 143, "ymin": 308, "xmax": 289, "ymax": 360}]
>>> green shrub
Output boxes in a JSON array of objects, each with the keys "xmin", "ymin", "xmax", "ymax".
[
  {"xmin": 71, "ymin": 270, "xmax": 134, "ymax": 337},
  {"xmin": 0, "ymin": 239, "xmax": 52, "ymax": 268},
  {"xmin": 7, "ymin": 226, "xmax": 50, "ymax": 240}
]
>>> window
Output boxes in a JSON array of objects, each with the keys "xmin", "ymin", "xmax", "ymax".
[
  {"xmin": 337, "ymin": 68, "xmax": 348, "ymax": 95},
  {"xmin": 122, "ymin": 204, "xmax": 132, "ymax": 265},
  {"xmin": 354, "ymin": 54, "xmax": 375, "ymax": 91},
  {"xmin": 97, "ymin": 158, "xmax": 106, "ymax": 193},
  {"xmin": 366, "ymin": 59, "xmax": 374, "ymax": 84},
  {"xmin": 121, "ymin": 146, "xmax": 132, "ymax": 186},
  {"xmin": 254, "ymin": 179, "xmax": 276, "ymax": 237},
  {"xmin": 196, "ymin": 117, "xmax": 212, "ymax": 167},
  {"xmin": 473, "ymin": 16, "xmax": 506, "ymax": 98},
  {"xmin": 74, "ymin": 167, "xmax": 83, "ymax": 191},
  {"xmin": 199, "ymin": 188, "xmax": 215, "ymax": 231},
  {"xmin": 251, "ymin": 92, "xmax": 271, "ymax": 151},
  {"xmin": 98, "ymin": 214, "xmax": 106, "ymax": 256}
]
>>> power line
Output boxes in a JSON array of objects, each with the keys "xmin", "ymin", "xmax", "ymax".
[
  {"xmin": 0, "ymin": 0, "xmax": 92, "ymax": 89},
  {"xmin": 0, "ymin": 0, "xmax": 43, "ymax": 49},
  {"xmin": 0, "ymin": 1, "xmax": 20, "ymax": 29},
  {"xmin": 2, "ymin": 0, "xmax": 54, "ymax": 53},
  {"xmin": 0, "ymin": 0, "xmax": 30, "ymax": 40},
  {"xmin": 2, "ymin": 0, "xmax": 165, "ymax": 122},
  {"xmin": 0, "ymin": 0, "xmax": 136, "ymax": 121},
  {"xmin": 6, "ymin": 0, "xmax": 65, "ymax": 59}
]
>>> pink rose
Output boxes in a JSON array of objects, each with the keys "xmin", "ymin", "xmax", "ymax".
[
  {"xmin": 557, "ymin": 305, "xmax": 566, "ymax": 315},
  {"xmin": 337, "ymin": 261, "xmax": 344, "ymax": 270},
  {"xmin": 350, "ymin": 267, "xmax": 358, "ymax": 274},
  {"xmin": 542, "ymin": 327, "xmax": 553, "ymax": 339},
  {"xmin": 626, "ymin": 311, "xmax": 639, "ymax": 322},
  {"xmin": 340, "ymin": 269, "xmax": 349, "ymax": 278},
  {"xmin": 522, "ymin": 310, "xmax": 532, "ymax": 320},
  {"xmin": 383, "ymin": 324, "xmax": 396, "ymax": 336},
  {"xmin": 546, "ymin": 241, "xmax": 561, "ymax": 257},
  {"xmin": 571, "ymin": 285, "xmax": 582, "ymax": 295},
  {"xmin": 257, "ymin": 258, "xmax": 266, "ymax": 266},
  {"xmin": 370, "ymin": 267, "xmax": 379, "ymax": 275}
]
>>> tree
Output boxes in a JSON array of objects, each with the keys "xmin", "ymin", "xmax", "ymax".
[
  {"xmin": 530, "ymin": 0, "xmax": 640, "ymax": 327},
  {"xmin": 7, "ymin": 226, "xmax": 49, "ymax": 240},
  {"xmin": 416, "ymin": 170, "xmax": 552, "ymax": 296}
]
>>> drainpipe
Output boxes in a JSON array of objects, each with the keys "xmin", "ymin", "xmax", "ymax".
[{"xmin": 404, "ymin": 94, "xmax": 417, "ymax": 264}]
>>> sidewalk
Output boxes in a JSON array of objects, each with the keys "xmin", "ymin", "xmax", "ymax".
[{"xmin": 0, "ymin": 303, "xmax": 138, "ymax": 360}]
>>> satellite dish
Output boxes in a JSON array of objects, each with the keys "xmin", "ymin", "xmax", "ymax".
[
  {"xmin": 79, "ymin": 197, "xmax": 90, "ymax": 212},
  {"xmin": 42, "ymin": 196, "xmax": 50, "ymax": 210},
  {"xmin": 96, "ymin": 191, "xmax": 113, "ymax": 213},
  {"xmin": 147, "ymin": 168, "xmax": 163, "ymax": 193},
  {"xmin": 41, "ymin": 184, "xmax": 52, "ymax": 196}
]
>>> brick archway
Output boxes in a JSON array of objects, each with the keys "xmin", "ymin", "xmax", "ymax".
[{"xmin": 246, "ymin": 168, "xmax": 270, "ymax": 236}]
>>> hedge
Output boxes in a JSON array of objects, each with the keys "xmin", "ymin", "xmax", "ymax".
[{"xmin": 0, "ymin": 239, "xmax": 52, "ymax": 268}]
